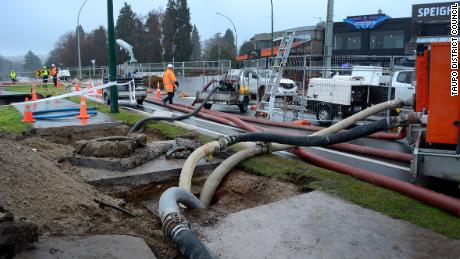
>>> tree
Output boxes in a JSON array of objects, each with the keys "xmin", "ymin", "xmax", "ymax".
[
  {"xmin": 46, "ymin": 32, "xmax": 78, "ymax": 67},
  {"xmin": 115, "ymin": 2, "xmax": 144, "ymax": 63},
  {"xmin": 190, "ymin": 24, "xmax": 201, "ymax": 60},
  {"xmin": 162, "ymin": 0, "xmax": 177, "ymax": 62},
  {"xmin": 174, "ymin": 0, "xmax": 193, "ymax": 61},
  {"xmin": 85, "ymin": 26, "xmax": 108, "ymax": 66},
  {"xmin": 239, "ymin": 40, "xmax": 254, "ymax": 55},
  {"xmin": 23, "ymin": 51, "xmax": 42, "ymax": 70},
  {"xmin": 144, "ymin": 12, "xmax": 163, "ymax": 63},
  {"xmin": 0, "ymin": 55, "xmax": 13, "ymax": 76},
  {"xmin": 220, "ymin": 29, "xmax": 236, "ymax": 60}
]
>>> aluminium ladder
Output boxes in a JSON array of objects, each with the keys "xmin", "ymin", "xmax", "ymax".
[{"xmin": 255, "ymin": 30, "xmax": 296, "ymax": 119}]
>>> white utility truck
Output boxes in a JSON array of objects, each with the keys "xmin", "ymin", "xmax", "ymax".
[{"xmin": 306, "ymin": 66, "xmax": 414, "ymax": 124}]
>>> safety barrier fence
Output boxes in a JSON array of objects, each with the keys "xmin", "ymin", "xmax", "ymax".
[{"xmin": 241, "ymin": 55, "xmax": 415, "ymax": 123}]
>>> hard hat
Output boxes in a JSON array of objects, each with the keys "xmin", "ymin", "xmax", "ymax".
[
  {"xmin": 51, "ymin": 64, "xmax": 55, "ymax": 67},
  {"xmin": 167, "ymin": 64, "xmax": 174, "ymax": 69}
]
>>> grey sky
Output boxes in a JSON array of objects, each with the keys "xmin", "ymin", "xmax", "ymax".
[{"xmin": 0, "ymin": 0, "xmax": 452, "ymax": 57}]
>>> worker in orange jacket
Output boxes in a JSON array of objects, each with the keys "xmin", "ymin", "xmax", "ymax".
[
  {"xmin": 50, "ymin": 64, "xmax": 58, "ymax": 87},
  {"xmin": 162, "ymin": 64, "xmax": 179, "ymax": 105}
]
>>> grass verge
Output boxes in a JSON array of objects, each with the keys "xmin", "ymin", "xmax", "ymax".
[
  {"xmin": 239, "ymin": 154, "xmax": 460, "ymax": 239},
  {"xmin": 0, "ymin": 106, "xmax": 32, "ymax": 133}
]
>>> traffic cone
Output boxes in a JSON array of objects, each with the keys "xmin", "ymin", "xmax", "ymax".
[
  {"xmin": 156, "ymin": 82, "xmax": 161, "ymax": 100},
  {"xmin": 31, "ymin": 84, "xmax": 38, "ymax": 101},
  {"xmin": 97, "ymin": 82, "xmax": 102, "ymax": 95},
  {"xmin": 89, "ymin": 80, "xmax": 95, "ymax": 96},
  {"xmin": 77, "ymin": 95, "xmax": 90, "ymax": 119},
  {"xmin": 22, "ymin": 97, "xmax": 35, "ymax": 123},
  {"xmin": 56, "ymin": 78, "xmax": 61, "ymax": 88},
  {"xmin": 74, "ymin": 82, "xmax": 79, "ymax": 91}
]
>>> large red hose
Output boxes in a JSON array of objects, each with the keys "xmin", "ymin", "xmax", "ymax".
[
  {"xmin": 292, "ymin": 148, "xmax": 460, "ymax": 216},
  {"xmin": 145, "ymin": 97, "xmax": 460, "ymax": 216},
  {"xmin": 147, "ymin": 97, "xmax": 412, "ymax": 162},
  {"xmin": 179, "ymin": 100, "xmax": 402, "ymax": 140}
]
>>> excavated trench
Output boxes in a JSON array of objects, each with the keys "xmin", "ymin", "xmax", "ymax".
[{"xmin": 6, "ymin": 124, "xmax": 310, "ymax": 258}]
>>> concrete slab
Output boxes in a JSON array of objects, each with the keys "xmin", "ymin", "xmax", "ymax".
[
  {"xmin": 198, "ymin": 191, "xmax": 460, "ymax": 259},
  {"xmin": 16, "ymin": 235, "xmax": 156, "ymax": 259},
  {"xmin": 14, "ymin": 98, "xmax": 117, "ymax": 128},
  {"xmin": 81, "ymin": 155, "xmax": 221, "ymax": 187}
]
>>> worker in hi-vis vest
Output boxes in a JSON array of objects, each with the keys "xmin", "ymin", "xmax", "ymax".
[
  {"xmin": 162, "ymin": 64, "xmax": 179, "ymax": 105},
  {"xmin": 10, "ymin": 69, "xmax": 16, "ymax": 84}
]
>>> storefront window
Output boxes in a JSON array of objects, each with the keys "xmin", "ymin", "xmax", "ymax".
[
  {"xmin": 334, "ymin": 32, "xmax": 361, "ymax": 50},
  {"xmin": 370, "ymin": 30, "xmax": 404, "ymax": 49}
]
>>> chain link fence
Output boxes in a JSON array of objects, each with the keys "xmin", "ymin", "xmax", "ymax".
[{"xmin": 241, "ymin": 55, "xmax": 415, "ymax": 123}]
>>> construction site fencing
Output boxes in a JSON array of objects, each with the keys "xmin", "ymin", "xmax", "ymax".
[{"xmin": 242, "ymin": 55, "xmax": 415, "ymax": 123}]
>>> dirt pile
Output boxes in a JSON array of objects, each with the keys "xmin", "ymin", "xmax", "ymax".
[{"xmin": 0, "ymin": 138, "xmax": 114, "ymax": 235}]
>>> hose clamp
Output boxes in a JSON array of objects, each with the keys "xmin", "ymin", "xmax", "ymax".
[{"xmin": 161, "ymin": 212, "xmax": 190, "ymax": 238}]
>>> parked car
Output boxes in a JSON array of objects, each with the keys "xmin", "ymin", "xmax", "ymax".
[
  {"xmin": 58, "ymin": 69, "xmax": 71, "ymax": 81},
  {"xmin": 102, "ymin": 77, "xmax": 147, "ymax": 105}
]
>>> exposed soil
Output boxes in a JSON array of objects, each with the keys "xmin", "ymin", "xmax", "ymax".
[{"xmin": 1, "ymin": 125, "xmax": 303, "ymax": 258}]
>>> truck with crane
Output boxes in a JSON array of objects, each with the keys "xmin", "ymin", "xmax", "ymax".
[{"xmin": 102, "ymin": 39, "xmax": 147, "ymax": 105}]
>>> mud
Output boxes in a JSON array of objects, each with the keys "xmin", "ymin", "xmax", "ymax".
[{"xmin": 2, "ymin": 126, "xmax": 302, "ymax": 258}]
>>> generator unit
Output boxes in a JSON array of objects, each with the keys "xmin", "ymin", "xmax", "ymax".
[{"xmin": 409, "ymin": 42, "xmax": 460, "ymax": 183}]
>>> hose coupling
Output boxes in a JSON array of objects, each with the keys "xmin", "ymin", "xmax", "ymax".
[
  {"xmin": 162, "ymin": 212, "xmax": 191, "ymax": 239},
  {"xmin": 219, "ymin": 135, "xmax": 237, "ymax": 147},
  {"xmin": 256, "ymin": 142, "xmax": 272, "ymax": 153}
]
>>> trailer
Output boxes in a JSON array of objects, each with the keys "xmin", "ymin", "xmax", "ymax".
[{"xmin": 195, "ymin": 79, "xmax": 250, "ymax": 113}]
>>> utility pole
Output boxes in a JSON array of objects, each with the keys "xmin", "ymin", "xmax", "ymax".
[
  {"xmin": 77, "ymin": 0, "xmax": 89, "ymax": 80},
  {"xmin": 271, "ymin": 0, "xmax": 274, "ymax": 57},
  {"xmin": 107, "ymin": 0, "xmax": 118, "ymax": 113},
  {"xmin": 324, "ymin": 0, "xmax": 334, "ymax": 78}
]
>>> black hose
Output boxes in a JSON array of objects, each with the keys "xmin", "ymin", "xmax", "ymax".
[
  {"xmin": 171, "ymin": 226, "xmax": 216, "ymax": 259},
  {"xmin": 128, "ymin": 86, "xmax": 219, "ymax": 135},
  {"xmin": 229, "ymin": 119, "xmax": 391, "ymax": 147}
]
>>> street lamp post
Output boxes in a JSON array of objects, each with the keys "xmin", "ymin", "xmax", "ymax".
[
  {"xmin": 77, "ymin": 0, "xmax": 89, "ymax": 80},
  {"xmin": 216, "ymin": 12, "xmax": 238, "ymax": 55},
  {"xmin": 270, "ymin": 0, "xmax": 274, "ymax": 57}
]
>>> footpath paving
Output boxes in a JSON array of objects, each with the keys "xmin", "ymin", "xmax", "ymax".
[
  {"xmin": 198, "ymin": 191, "xmax": 460, "ymax": 259},
  {"xmin": 15, "ymin": 235, "xmax": 157, "ymax": 259}
]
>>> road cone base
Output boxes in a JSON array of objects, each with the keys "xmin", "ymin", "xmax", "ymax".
[
  {"xmin": 22, "ymin": 119, "xmax": 35, "ymax": 123},
  {"xmin": 77, "ymin": 115, "xmax": 90, "ymax": 119}
]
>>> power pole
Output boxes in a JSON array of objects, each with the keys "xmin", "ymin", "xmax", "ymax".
[
  {"xmin": 324, "ymin": 0, "xmax": 334, "ymax": 78},
  {"xmin": 271, "ymin": 0, "xmax": 274, "ymax": 57},
  {"xmin": 107, "ymin": 0, "xmax": 119, "ymax": 113}
]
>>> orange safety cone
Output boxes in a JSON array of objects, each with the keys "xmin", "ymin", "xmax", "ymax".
[
  {"xmin": 31, "ymin": 84, "xmax": 38, "ymax": 101},
  {"xmin": 156, "ymin": 82, "xmax": 161, "ymax": 100},
  {"xmin": 22, "ymin": 97, "xmax": 35, "ymax": 123},
  {"xmin": 77, "ymin": 95, "xmax": 90, "ymax": 119},
  {"xmin": 56, "ymin": 78, "xmax": 61, "ymax": 88},
  {"xmin": 97, "ymin": 82, "xmax": 102, "ymax": 95},
  {"xmin": 74, "ymin": 82, "xmax": 79, "ymax": 91},
  {"xmin": 89, "ymin": 80, "xmax": 95, "ymax": 96}
]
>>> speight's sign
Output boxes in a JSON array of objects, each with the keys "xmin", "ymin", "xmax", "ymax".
[
  {"xmin": 413, "ymin": 1, "xmax": 460, "ymax": 22},
  {"xmin": 343, "ymin": 14, "xmax": 390, "ymax": 30}
]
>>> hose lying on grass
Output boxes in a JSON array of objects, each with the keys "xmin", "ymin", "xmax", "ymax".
[{"xmin": 128, "ymin": 86, "xmax": 219, "ymax": 135}]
